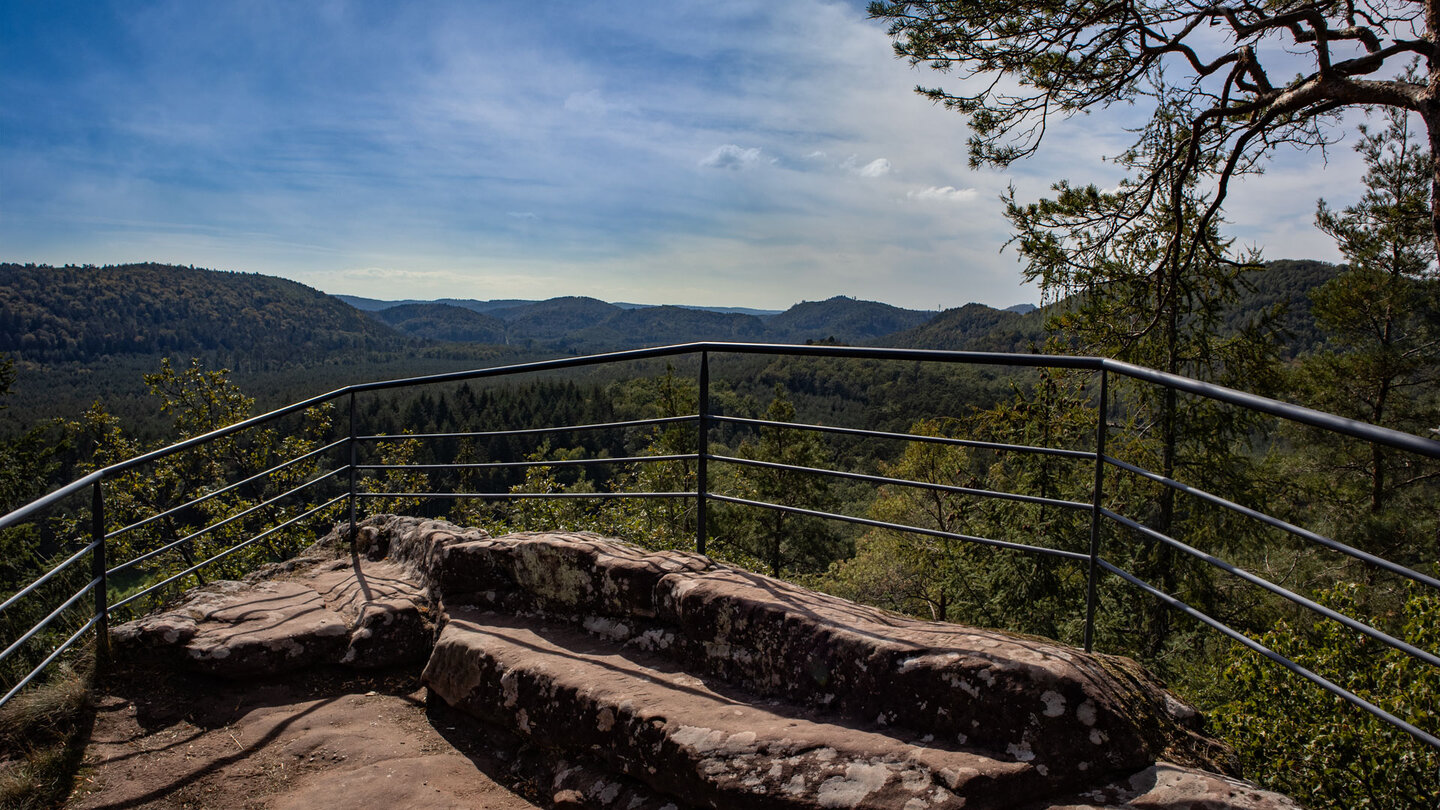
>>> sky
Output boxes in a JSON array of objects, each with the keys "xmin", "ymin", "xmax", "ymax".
[{"xmin": 1, "ymin": 1, "xmax": 1362, "ymax": 311}]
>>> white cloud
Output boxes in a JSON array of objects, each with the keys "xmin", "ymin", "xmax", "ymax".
[
  {"xmin": 858, "ymin": 158, "xmax": 892, "ymax": 178},
  {"xmin": 908, "ymin": 186, "xmax": 979, "ymax": 203},
  {"xmin": 839, "ymin": 154, "xmax": 892, "ymax": 177},
  {"xmin": 699, "ymin": 144, "xmax": 763, "ymax": 170}
]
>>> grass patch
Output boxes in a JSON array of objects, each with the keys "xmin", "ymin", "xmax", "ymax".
[{"xmin": 0, "ymin": 658, "xmax": 95, "ymax": 809}]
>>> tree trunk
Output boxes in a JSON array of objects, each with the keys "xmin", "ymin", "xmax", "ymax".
[{"xmin": 1426, "ymin": 100, "xmax": 1440, "ymax": 263}]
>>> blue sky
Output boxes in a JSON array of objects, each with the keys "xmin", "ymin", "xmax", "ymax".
[{"xmin": 1, "ymin": 1, "xmax": 1354, "ymax": 310}]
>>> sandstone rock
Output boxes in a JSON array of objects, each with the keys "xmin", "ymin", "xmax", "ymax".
[
  {"xmin": 412, "ymin": 528, "xmax": 1220, "ymax": 787},
  {"xmin": 424, "ymin": 608, "xmax": 1041, "ymax": 809},
  {"xmin": 110, "ymin": 553, "xmax": 435, "ymax": 676},
  {"xmin": 310, "ymin": 558, "xmax": 434, "ymax": 668},
  {"xmin": 1023, "ymin": 764, "xmax": 1300, "ymax": 809},
  {"xmin": 113, "ymin": 516, "xmax": 1302, "ymax": 809},
  {"xmin": 112, "ymin": 579, "xmax": 348, "ymax": 675}
]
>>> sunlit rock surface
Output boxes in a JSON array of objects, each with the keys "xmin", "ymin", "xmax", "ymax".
[{"xmin": 111, "ymin": 515, "xmax": 1300, "ymax": 809}]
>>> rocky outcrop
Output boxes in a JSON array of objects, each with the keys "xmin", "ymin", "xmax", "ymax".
[
  {"xmin": 110, "ymin": 515, "xmax": 1300, "ymax": 810},
  {"xmin": 111, "ymin": 556, "xmax": 434, "ymax": 675}
]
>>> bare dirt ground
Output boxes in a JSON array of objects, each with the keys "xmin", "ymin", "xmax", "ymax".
[{"xmin": 65, "ymin": 665, "xmax": 544, "ymax": 810}]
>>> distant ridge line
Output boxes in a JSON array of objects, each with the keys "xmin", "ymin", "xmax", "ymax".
[{"xmin": 336, "ymin": 294, "xmax": 785, "ymax": 318}]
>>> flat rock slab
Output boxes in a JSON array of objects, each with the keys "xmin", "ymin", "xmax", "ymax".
[
  {"xmin": 423, "ymin": 607, "xmax": 1296, "ymax": 810},
  {"xmin": 68, "ymin": 668, "xmax": 542, "ymax": 810},
  {"xmin": 110, "ymin": 558, "xmax": 433, "ymax": 676},
  {"xmin": 426, "ymin": 608, "xmax": 1032, "ymax": 809},
  {"xmin": 406, "ymin": 526, "xmax": 1222, "ymax": 786}
]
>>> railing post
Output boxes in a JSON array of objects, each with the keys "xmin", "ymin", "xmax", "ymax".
[
  {"xmin": 1084, "ymin": 368, "xmax": 1108, "ymax": 653},
  {"xmin": 696, "ymin": 352, "xmax": 710, "ymax": 556},
  {"xmin": 91, "ymin": 479, "xmax": 109, "ymax": 672},
  {"xmin": 348, "ymin": 392, "xmax": 358, "ymax": 542}
]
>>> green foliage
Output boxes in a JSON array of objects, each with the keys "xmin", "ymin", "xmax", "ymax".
[
  {"xmin": 884, "ymin": 302, "xmax": 1035, "ymax": 353},
  {"xmin": 86, "ymin": 358, "xmax": 338, "ymax": 612},
  {"xmin": 715, "ymin": 386, "xmax": 840, "ymax": 577},
  {"xmin": 371, "ymin": 303, "xmax": 508, "ymax": 344},
  {"xmin": 0, "ymin": 355, "xmax": 77, "ymax": 588},
  {"xmin": 562, "ymin": 306, "xmax": 766, "ymax": 351},
  {"xmin": 820, "ymin": 371, "xmax": 1096, "ymax": 645},
  {"xmin": 356, "ymin": 434, "xmax": 429, "ymax": 518},
  {"xmin": 0, "ymin": 354, "xmax": 87, "ymax": 699},
  {"xmin": 1286, "ymin": 108, "xmax": 1440, "ymax": 569},
  {"xmin": 1200, "ymin": 111, "xmax": 1440, "ymax": 807},
  {"xmin": 447, "ymin": 367, "xmax": 706, "ymax": 551},
  {"xmin": 1005, "ymin": 125, "xmax": 1281, "ymax": 661},
  {"xmin": 1213, "ymin": 584, "xmax": 1440, "ymax": 809},
  {"xmin": 1224, "ymin": 259, "xmax": 1340, "ymax": 358},
  {"xmin": 764, "ymin": 296, "xmax": 931, "ymax": 344}
]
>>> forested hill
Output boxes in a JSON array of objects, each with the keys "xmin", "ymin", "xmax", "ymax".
[
  {"xmin": 1, "ymin": 260, "xmax": 1345, "ymax": 367},
  {"xmin": 0, "ymin": 263, "xmax": 410, "ymax": 364},
  {"xmin": 371, "ymin": 303, "xmax": 508, "ymax": 344},
  {"xmin": 885, "ymin": 303, "xmax": 1039, "ymax": 353},
  {"xmin": 1223, "ymin": 259, "xmax": 1341, "ymax": 356},
  {"xmin": 0, "ymin": 257, "xmax": 1349, "ymax": 438},
  {"xmin": 363, "ymin": 295, "xmax": 937, "ymax": 349},
  {"xmin": 764, "ymin": 296, "xmax": 931, "ymax": 343}
]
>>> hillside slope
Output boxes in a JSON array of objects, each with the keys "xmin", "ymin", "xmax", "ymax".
[
  {"xmin": 487, "ymin": 297, "xmax": 623, "ymax": 342},
  {"xmin": 0, "ymin": 263, "xmax": 408, "ymax": 363},
  {"xmin": 372, "ymin": 303, "xmax": 509, "ymax": 344},
  {"xmin": 765, "ymin": 296, "xmax": 931, "ymax": 344},
  {"xmin": 884, "ymin": 303, "xmax": 1037, "ymax": 352},
  {"xmin": 565, "ymin": 306, "xmax": 767, "ymax": 350}
]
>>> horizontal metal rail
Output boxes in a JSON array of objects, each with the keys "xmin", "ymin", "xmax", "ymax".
[
  {"xmin": 0, "ymin": 541, "xmax": 98, "ymax": 615},
  {"xmin": 0, "ymin": 577, "xmax": 99, "ymax": 667},
  {"xmin": 710, "ymin": 454, "xmax": 1092, "ymax": 512},
  {"xmin": 710, "ymin": 494, "xmax": 1089, "ymax": 561},
  {"xmin": 1101, "ymin": 358, "xmax": 1440, "ymax": 460},
  {"xmin": 712, "ymin": 415, "xmax": 1096, "ymax": 461},
  {"xmin": 108, "ymin": 467, "xmax": 347, "ymax": 577},
  {"xmin": 7, "ymin": 341, "xmax": 1437, "ymax": 532},
  {"xmin": 110, "ymin": 495, "xmax": 347, "ymax": 613},
  {"xmin": 356, "ymin": 454, "xmax": 694, "ymax": 473},
  {"xmin": 357, "ymin": 491, "xmax": 696, "ymax": 501},
  {"xmin": 355, "ymin": 415, "xmax": 697, "ymax": 442},
  {"xmin": 1, "ymin": 399, "xmax": 343, "ymax": 530},
  {"xmin": 1097, "ymin": 558, "xmax": 1440, "ymax": 750},
  {"xmin": 1101, "ymin": 508, "xmax": 1440, "ymax": 670},
  {"xmin": 105, "ymin": 438, "xmax": 348, "ymax": 541},
  {"xmin": 1103, "ymin": 453, "xmax": 1440, "ymax": 591},
  {"xmin": 0, "ymin": 615, "xmax": 99, "ymax": 707}
]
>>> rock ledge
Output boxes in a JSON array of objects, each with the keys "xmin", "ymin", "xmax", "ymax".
[{"xmin": 111, "ymin": 515, "xmax": 1300, "ymax": 810}]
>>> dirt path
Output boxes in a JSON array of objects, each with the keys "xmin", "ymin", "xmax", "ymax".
[{"xmin": 66, "ymin": 666, "xmax": 544, "ymax": 810}]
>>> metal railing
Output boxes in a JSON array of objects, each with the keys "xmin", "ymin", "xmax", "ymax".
[{"xmin": 1, "ymin": 341, "xmax": 1437, "ymax": 754}]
